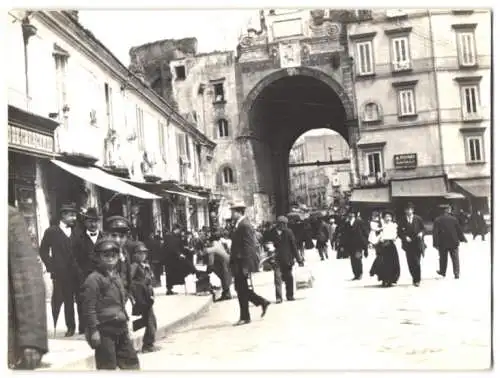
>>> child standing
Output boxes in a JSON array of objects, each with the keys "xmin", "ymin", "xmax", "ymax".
[
  {"xmin": 130, "ymin": 242, "xmax": 160, "ymax": 354},
  {"xmin": 82, "ymin": 238, "xmax": 140, "ymax": 370}
]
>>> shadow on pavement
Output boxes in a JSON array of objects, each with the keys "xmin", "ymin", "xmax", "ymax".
[{"xmin": 174, "ymin": 321, "xmax": 235, "ymax": 335}]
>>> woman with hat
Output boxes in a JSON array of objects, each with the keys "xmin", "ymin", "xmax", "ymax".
[{"xmin": 369, "ymin": 210, "xmax": 401, "ymax": 287}]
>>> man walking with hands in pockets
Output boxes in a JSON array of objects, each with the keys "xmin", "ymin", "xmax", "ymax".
[
  {"xmin": 398, "ymin": 202, "xmax": 425, "ymax": 287},
  {"xmin": 229, "ymin": 201, "xmax": 270, "ymax": 326}
]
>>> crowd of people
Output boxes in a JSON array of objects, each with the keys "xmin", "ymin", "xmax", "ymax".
[{"xmin": 8, "ymin": 197, "xmax": 487, "ymax": 370}]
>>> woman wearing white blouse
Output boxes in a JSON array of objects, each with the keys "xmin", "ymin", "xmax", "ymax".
[{"xmin": 369, "ymin": 210, "xmax": 401, "ymax": 287}]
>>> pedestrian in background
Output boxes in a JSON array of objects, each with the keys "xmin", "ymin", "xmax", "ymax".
[
  {"xmin": 229, "ymin": 201, "xmax": 270, "ymax": 326},
  {"xmin": 39, "ymin": 202, "xmax": 80, "ymax": 337},
  {"xmin": 145, "ymin": 232, "xmax": 163, "ymax": 288},
  {"xmin": 130, "ymin": 242, "xmax": 160, "ymax": 353},
  {"xmin": 82, "ymin": 238, "xmax": 140, "ymax": 370},
  {"xmin": 315, "ymin": 217, "xmax": 330, "ymax": 261},
  {"xmin": 204, "ymin": 231, "xmax": 233, "ymax": 301},
  {"xmin": 343, "ymin": 209, "xmax": 368, "ymax": 280},
  {"xmin": 8, "ymin": 206, "xmax": 48, "ymax": 370},
  {"xmin": 265, "ymin": 216, "xmax": 304, "ymax": 303},
  {"xmin": 433, "ymin": 203, "xmax": 467, "ymax": 279},
  {"xmin": 470, "ymin": 210, "xmax": 487, "ymax": 241}
]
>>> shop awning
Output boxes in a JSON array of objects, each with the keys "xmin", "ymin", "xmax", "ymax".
[
  {"xmin": 453, "ymin": 178, "xmax": 491, "ymax": 198},
  {"xmin": 391, "ymin": 177, "xmax": 447, "ymax": 197},
  {"xmin": 121, "ymin": 178, "xmax": 206, "ymax": 200},
  {"xmin": 51, "ymin": 160, "xmax": 161, "ymax": 199},
  {"xmin": 350, "ymin": 187, "xmax": 390, "ymax": 203}
]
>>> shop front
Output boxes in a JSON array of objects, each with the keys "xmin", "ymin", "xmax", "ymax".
[
  {"xmin": 8, "ymin": 105, "xmax": 59, "ymax": 248},
  {"xmin": 450, "ymin": 177, "xmax": 491, "ymax": 214}
]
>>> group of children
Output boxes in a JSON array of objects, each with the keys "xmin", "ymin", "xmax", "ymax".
[{"xmin": 82, "ymin": 216, "xmax": 160, "ymax": 370}]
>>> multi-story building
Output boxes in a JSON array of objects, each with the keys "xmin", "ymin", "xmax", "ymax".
[
  {"xmin": 347, "ymin": 9, "xmax": 491, "ymax": 219},
  {"xmin": 289, "ymin": 134, "xmax": 351, "ymax": 208},
  {"xmin": 7, "ymin": 10, "xmax": 215, "ymax": 246}
]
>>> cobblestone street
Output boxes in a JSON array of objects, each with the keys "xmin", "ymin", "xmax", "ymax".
[{"xmin": 140, "ymin": 235, "xmax": 491, "ymax": 371}]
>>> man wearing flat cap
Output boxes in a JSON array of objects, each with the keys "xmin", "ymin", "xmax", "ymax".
[
  {"xmin": 229, "ymin": 201, "xmax": 270, "ymax": 325},
  {"xmin": 73, "ymin": 208, "xmax": 103, "ymax": 333},
  {"xmin": 39, "ymin": 202, "xmax": 80, "ymax": 337},
  {"xmin": 104, "ymin": 216, "xmax": 133, "ymax": 301},
  {"xmin": 265, "ymin": 215, "xmax": 303, "ymax": 303},
  {"xmin": 398, "ymin": 202, "xmax": 425, "ymax": 287}
]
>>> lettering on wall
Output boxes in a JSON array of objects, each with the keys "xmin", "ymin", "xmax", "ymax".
[{"xmin": 8, "ymin": 125, "xmax": 54, "ymax": 154}]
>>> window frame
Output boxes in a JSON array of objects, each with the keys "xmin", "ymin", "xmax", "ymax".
[
  {"xmin": 365, "ymin": 150, "xmax": 383, "ymax": 177},
  {"xmin": 457, "ymin": 31, "xmax": 477, "ymax": 67},
  {"xmin": 174, "ymin": 65, "xmax": 186, "ymax": 80},
  {"xmin": 135, "ymin": 106, "xmax": 145, "ymax": 151},
  {"xmin": 361, "ymin": 101, "xmax": 382, "ymax": 124},
  {"xmin": 222, "ymin": 166, "xmax": 235, "ymax": 184},
  {"xmin": 355, "ymin": 40, "xmax": 374, "ymax": 76},
  {"xmin": 464, "ymin": 135, "xmax": 484, "ymax": 163},
  {"xmin": 213, "ymin": 83, "xmax": 226, "ymax": 103},
  {"xmin": 391, "ymin": 35, "xmax": 411, "ymax": 72},
  {"xmin": 397, "ymin": 87, "xmax": 416, "ymax": 117},
  {"xmin": 217, "ymin": 119, "xmax": 229, "ymax": 138},
  {"xmin": 460, "ymin": 84, "xmax": 481, "ymax": 119}
]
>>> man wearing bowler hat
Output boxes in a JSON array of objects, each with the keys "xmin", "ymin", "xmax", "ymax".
[
  {"xmin": 73, "ymin": 207, "xmax": 103, "ymax": 334},
  {"xmin": 229, "ymin": 201, "xmax": 270, "ymax": 326},
  {"xmin": 104, "ymin": 216, "xmax": 133, "ymax": 301},
  {"xmin": 39, "ymin": 202, "xmax": 80, "ymax": 337},
  {"xmin": 398, "ymin": 202, "xmax": 425, "ymax": 287},
  {"xmin": 433, "ymin": 203, "xmax": 467, "ymax": 279}
]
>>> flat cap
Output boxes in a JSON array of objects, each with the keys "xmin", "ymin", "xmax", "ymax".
[
  {"xmin": 94, "ymin": 238, "xmax": 120, "ymax": 254},
  {"xmin": 104, "ymin": 215, "xmax": 130, "ymax": 231},
  {"xmin": 277, "ymin": 215, "xmax": 288, "ymax": 224},
  {"xmin": 60, "ymin": 202, "xmax": 78, "ymax": 213},
  {"xmin": 133, "ymin": 241, "xmax": 149, "ymax": 254}
]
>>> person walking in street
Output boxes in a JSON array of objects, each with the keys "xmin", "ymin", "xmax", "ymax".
[
  {"xmin": 370, "ymin": 210, "xmax": 401, "ymax": 287},
  {"xmin": 315, "ymin": 217, "xmax": 330, "ymax": 260},
  {"xmin": 433, "ymin": 203, "xmax": 467, "ymax": 279},
  {"xmin": 470, "ymin": 210, "xmax": 487, "ymax": 241},
  {"xmin": 73, "ymin": 207, "xmax": 103, "ymax": 334},
  {"xmin": 145, "ymin": 232, "xmax": 163, "ymax": 288},
  {"xmin": 103, "ymin": 216, "xmax": 133, "ymax": 302},
  {"xmin": 82, "ymin": 238, "xmax": 140, "ymax": 370},
  {"xmin": 163, "ymin": 224, "xmax": 195, "ymax": 295},
  {"xmin": 8, "ymin": 206, "xmax": 49, "ymax": 370},
  {"xmin": 343, "ymin": 209, "xmax": 368, "ymax": 280},
  {"xmin": 229, "ymin": 201, "xmax": 270, "ymax": 326},
  {"xmin": 130, "ymin": 242, "xmax": 160, "ymax": 353},
  {"xmin": 39, "ymin": 202, "xmax": 80, "ymax": 337},
  {"xmin": 398, "ymin": 203, "xmax": 425, "ymax": 287},
  {"xmin": 266, "ymin": 216, "xmax": 304, "ymax": 303}
]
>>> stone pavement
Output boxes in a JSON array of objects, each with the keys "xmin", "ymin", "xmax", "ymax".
[
  {"xmin": 139, "ymin": 234, "xmax": 492, "ymax": 371},
  {"xmin": 40, "ymin": 280, "xmax": 213, "ymax": 371}
]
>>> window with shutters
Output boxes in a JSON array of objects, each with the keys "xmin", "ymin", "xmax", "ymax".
[
  {"xmin": 457, "ymin": 31, "xmax": 476, "ymax": 66},
  {"xmin": 135, "ymin": 106, "xmax": 145, "ymax": 150},
  {"xmin": 391, "ymin": 36, "xmax": 411, "ymax": 71},
  {"xmin": 53, "ymin": 45, "xmax": 69, "ymax": 122},
  {"xmin": 356, "ymin": 41, "xmax": 374, "ymax": 75},
  {"xmin": 222, "ymin": 167, "xmax": 235, "ymax": 184},
  {"xmin": 461, "ymin": 84, "xmax": 480, "ymax": 118},
  {"xmin": 465, "ymin": 136, "xmax": 483, "ymax": 163},
  {"xmin": 158, "ymin": 120, "xmax": 167, "ymax": 163},
  {"xmin": 213, "ymin": 83, "xmax": 225, "ymax": 103},
  {"xmin": 104, "ymin": 83, "xmax": 114, "ymax": 130},
  {"xmin": 217, "ymin": 119, "xmax": 229, "ymax": 138},
  {"xmin": 366, "ymin": 151, "xmax": 383, "ymax": 176},
  {"xmin": 398, "ymin": 88, "xmax": 416, "ymax": 116},
  {"xmin": 176, "ymin": 133, "xmax": 187, "ymax": 157}
]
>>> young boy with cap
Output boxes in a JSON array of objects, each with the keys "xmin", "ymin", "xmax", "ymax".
[
  {"xmin": 82, "ymin": 238, "xmax": 140, "ymax": 370},
  {"xmin": 130, "ymin": 242, "xmax": 160, "ymax": 353}
]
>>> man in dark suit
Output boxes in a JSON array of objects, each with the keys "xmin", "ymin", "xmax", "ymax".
[
  {"xmin": 229, "ymin": 201, "xmax": 270, "ymax": 326},
  {"xmin": 343, "ymin": 209, "xmax": 368, "ymax": 280},
  {"xmin": 145, "ymin": 232, "xmax": 163, "ymax": 288},
  {"xmin": 398, "ymin": 202, "xmax": 425, "ymax": 287},
  {"xmin": 39, "ymin": 202, "xmax": 80, "ymax": 337},
  {"xmin": 315, "ymin": 217, "xmax": 330, "ymax": 260},
  {"xmin": 9, "ymin": 206, "xmax": 48, "ymax": 369},
  {"xmin": 73, "ymin": 208, "xmax": 103, "ymax": 334},
  {"xmin": 266, "ymin": 216, "xmax": 303, "ymax": 303},
  {"xmin": 433, "ymin": 203, "xmax": 467, "ymax": 279}
]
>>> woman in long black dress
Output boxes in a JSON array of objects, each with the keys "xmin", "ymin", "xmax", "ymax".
[{"xmin": 370, "ymin": 210, "xmax": 401, "ymax": 287}]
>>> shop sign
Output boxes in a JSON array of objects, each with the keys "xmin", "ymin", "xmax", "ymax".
[
  {"xmin": 394, "ymin": 153, "xmax": 417, "ymax": 170},
  {"xmin": 8, "ymin": 125, "xmax": 54, "ymax": 154}
]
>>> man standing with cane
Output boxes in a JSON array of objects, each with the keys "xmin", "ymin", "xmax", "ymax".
[
  {"xmin": 229, "ymin": 201, "xmax": 270, "ymax": 326},
  {"xmin": 398, "ymin": 202, "xmax": 425, "ymax": 287}
]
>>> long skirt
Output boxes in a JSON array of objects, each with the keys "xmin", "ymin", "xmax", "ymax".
[{"xmin": 369, "ymin": 241, "xmax": 400, "ymax": 285}]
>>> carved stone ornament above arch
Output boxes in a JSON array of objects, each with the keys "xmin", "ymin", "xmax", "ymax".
[{"xmin": 360, "ymin": 101, "xmax": 383, "ymax": 124}]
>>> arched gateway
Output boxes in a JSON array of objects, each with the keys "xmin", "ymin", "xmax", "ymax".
[{"xmin": 235, "ymin": 66, "xmax": 358, "ymax": 221}]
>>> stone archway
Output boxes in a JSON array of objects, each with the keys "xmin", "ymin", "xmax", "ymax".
[{"xmin": 235, "ymin": 67, "xmax": 358, "ymax": 221}]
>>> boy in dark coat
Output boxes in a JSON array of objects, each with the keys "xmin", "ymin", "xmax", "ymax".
[
  {"xmin": 130, "ymin": 242, "xmax": 160, "ymax": 353},
  {"xmin": 82, "ymin": 238, "xmax": 140, "ymax": 370}
]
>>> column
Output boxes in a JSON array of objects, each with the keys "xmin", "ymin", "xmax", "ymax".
[
  {"xmin": 35, "ymin": 159, "xmax": 50, "ymax": 245},
  {"xmin": 152, "ymin": 199, "xmax": 162, "ymax": 235},
  {"xmin": 185, "ymin": 196, "xmax": 191, "ymax": 231}
]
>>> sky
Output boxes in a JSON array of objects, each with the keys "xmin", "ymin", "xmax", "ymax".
[{"xmin": 78, "ymin": 10, "xmax": 340, "ymax": 140}]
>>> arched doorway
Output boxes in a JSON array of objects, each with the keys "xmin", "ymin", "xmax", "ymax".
[{"xmin": 237, "ymin": 67, "xmax": 357, "ymax": 219}]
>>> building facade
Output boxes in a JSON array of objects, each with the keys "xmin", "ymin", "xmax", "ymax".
[
  {"xmin": 289, "ymin": 134, "xmax": 351, "ymax": 209},
  {"xmin": 347, "ymin": 9, "xmax": 491, "ymax": 219},
  {"xmin": 7, "ymin": 10, "xmax": 215, "ymax": 246}
]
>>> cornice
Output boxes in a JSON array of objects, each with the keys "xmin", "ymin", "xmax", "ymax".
[{"xmin": 35, "ymin": 11, "xmax": 215, "ymax": 149}]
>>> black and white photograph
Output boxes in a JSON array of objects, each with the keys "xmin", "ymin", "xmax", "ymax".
[{"xmin": 5, "ymin": 4, "xmax": 493, "ymax": 372}]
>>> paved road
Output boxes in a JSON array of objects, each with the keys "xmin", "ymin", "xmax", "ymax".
[{"xmin": 139, "ymin": 235, "xmax": 492, "ymax": 371}]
